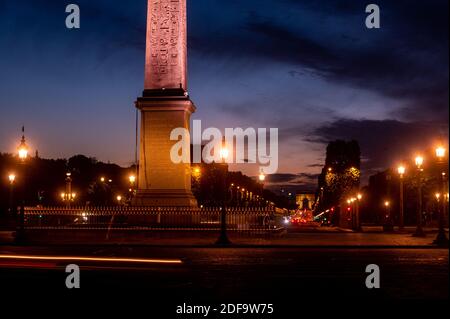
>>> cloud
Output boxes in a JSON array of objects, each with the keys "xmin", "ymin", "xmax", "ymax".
[
  {"xmin": 309, "ymin": 118, "xmax": 449, "ymax": 172},
  {"xmin": 189, "ymin": 0, "xmax": 449, "ymax": 122},
  {"xmin": 266, "ymin": 172, "xmax": 319, "ymax": 192}
]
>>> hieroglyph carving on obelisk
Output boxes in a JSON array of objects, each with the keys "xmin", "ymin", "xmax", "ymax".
[{"xmin": 144, "ymin": 0, "xmax": 187, "ymax": 91}]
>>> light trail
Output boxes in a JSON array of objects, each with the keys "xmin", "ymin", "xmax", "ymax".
[{"xmin": 0, "ymin": 255, "xmax": 182, "ymax": 264}]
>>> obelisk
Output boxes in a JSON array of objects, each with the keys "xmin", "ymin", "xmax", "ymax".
[{"xmin": 134, "ymin": 0, "xmax": 197, "ymax": 207}]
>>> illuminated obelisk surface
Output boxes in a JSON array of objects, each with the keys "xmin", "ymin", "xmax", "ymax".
[{"xmin": 134, "ymin": 0, "xmax": 197, "ymax": 207}]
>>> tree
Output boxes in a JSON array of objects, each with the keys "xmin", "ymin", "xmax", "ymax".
[{"xmin": 317, "ymin": 140, "xmax": 361, "ymax": 214}]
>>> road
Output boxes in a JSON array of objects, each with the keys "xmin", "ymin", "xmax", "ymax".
[{"xmin": 0, "ymin": 246, "xmax": 448, "ymax": 316}]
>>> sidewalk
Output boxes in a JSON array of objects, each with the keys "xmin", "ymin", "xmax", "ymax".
[{"xmin": 2, "ymin": 227, "xmax": 448, "ymax": 247}]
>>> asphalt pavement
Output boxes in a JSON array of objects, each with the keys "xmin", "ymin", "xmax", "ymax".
[{"xmin": 0, "ymin": 246, "xmax": 447, "ymax": 299}]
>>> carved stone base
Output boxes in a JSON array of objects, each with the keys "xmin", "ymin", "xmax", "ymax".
[{"xmin": 134, "ymin": 95, "xmax": 197, "ymax": 208}]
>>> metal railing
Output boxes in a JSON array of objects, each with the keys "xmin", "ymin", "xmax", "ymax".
[{"xmin": 24, "ymin": 206, "xmax": 279, "ymax": 233}]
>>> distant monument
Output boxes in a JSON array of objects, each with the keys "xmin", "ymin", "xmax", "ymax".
[{"xmin": 133, "ymin": 0, "xmax": 197, "ymax": 207}]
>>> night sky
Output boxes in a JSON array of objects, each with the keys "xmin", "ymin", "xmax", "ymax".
[{"xmin": 0, "ymin": 0, "xmax": 448, "ymax": 190}]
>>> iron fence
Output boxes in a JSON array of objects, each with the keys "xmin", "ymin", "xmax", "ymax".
[{"xmin": 24, "ymin": 206, "xmax": 280, "ymax": 233}]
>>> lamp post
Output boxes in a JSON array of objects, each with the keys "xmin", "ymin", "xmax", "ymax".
[
  {"xmin": 434, "ymin": 146, "xmax": 448, "ymax": 246},
  {"xmin": 8, "ymin": 173, "xmax": 16, "ymax": 216},
  {"xmin": 216, "ymin": 141, "xmax": 231, "ymax": 245},
  {"xmin": 192, "ymin": 166, "xmax": 201, "ymax": 183},
  {"xmin": 397, "ymin": 165, "xmax": 406, "ymax": 230},
  {"xmin": 116, "ymin": 195, "xmax": 123, "ymax": 206},
  {"xmin": 349, "ymin": 198, "xmax": 355, "ymax": 229},
  {"xmin": 259, "ymin": 170, "xmax": 266, "ymax": 207},
  {"xmin": 129, "ymin": 175, "xmax": 136, "ymax": 186},
  {"xmin": 413, "ymin": 156, "xmax": 425, "ymax": 237},
  {"xmin": 16, "ymin": 127, "xmax": 29, "ymax": 243},
  {"xmin": 383, "ymin": 200, "xmax": 393, "ymax": 231},
  {"xmin": 129, "ymin": 174, "xmax": 136, "ymax": 203},
  {"xmin": 65, "ymin": 172, "xmax": 72, "ymax": 208},
  {"xmin": 61, "ymin": 192, "xmax": 76, "ymax": 205},
  {"xmin": 355, "ymin": 193, "xmax": 362, "ymax": 231}
]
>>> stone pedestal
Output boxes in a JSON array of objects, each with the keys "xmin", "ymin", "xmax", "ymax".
[{"xmin": 133, "ymin": 92, "xmax": 197, "ymax": 207}]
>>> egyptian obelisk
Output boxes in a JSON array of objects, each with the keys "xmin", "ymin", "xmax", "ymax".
[{"xmin": 133, "ymin": 0, "xmax": 197, "ymax": 207}]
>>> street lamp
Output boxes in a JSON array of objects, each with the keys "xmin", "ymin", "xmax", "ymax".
[
  {"xmin": 193, "ymin": 167, "xmax": 201, "ymax": 177},
  {"xmin": 413, "ymin": 155, "xmax": 425, "ymax": 237},
  {"xmin": 8, "ymin": 173, "xmax": 16, "ymax": 215},
  {"xmin": 259, "ymin": 171, "xmax": 266, "ymax": 182},
  {"xmin": 258, "ymin": 169, "xmax": 266, "ymax": 205},
  {"xmin": 17, "ymin": 133, "xmax": 29, "ymax": 161},
  {"xmin": 434, "ymin": 146, "xmax": 448, "ymax": 246},
  {"xmin": 65, "ymin": 172, "xmax": 73, "ymax": 208},
  {"xmin": 16, "ymin": 127, "xmax": 29, "ymax": 243},
  {"xmin": 60, "ymin": 192, "xmax": 76, "ymax": 204},
  {"xmin": 219, "ymin": 148, "xmax": 229, "ymax": 163},
  {"xmin": 128, "ymin": 174, "xmax": 137, "ymax": 203},
  {"xmin": 415, "ymin": 156, "xmax": 424, "ymax": 169},
  {"xmin": 436, "ymin": 147, "xmax": 446, "ymax": 159},
  {"xmin": 398, "ymin": 165, "xmax": 406, "ymax": 230},
  {"xmin": 9, "ymin": 174, "xmax": 16, "ymax": 184},
  {"xmin": 354, "ymin": 193, "xmax": 362, "ymax": 231},
  {"xmin": 383, "ymin": 200, "xmax": 394, "ymax": 232},
  {"xmin": 216, "ymin": 141, "xmax": 231, "ymax": 245},
  {"xmin": 259, "ymin": 170, "xmax": 266, "ymax": 207}
]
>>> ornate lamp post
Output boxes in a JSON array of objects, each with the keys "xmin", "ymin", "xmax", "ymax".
[
  {"xmin": 237, "ymin": 187, "xmax": 241, "ymax": 205},
  {"xmin": 8, "ymin": 173, "xmax": 16, "ymax": 215},
  {"xmin": 216, "ymin": 141, "xmax": 231, "ymax": 245},
  {"xmin": 383, "ymin": 200, "xmax": 393, "ymax": 231},
  {"xmin": 16, "ymin": 127, "xmax": 29, "ymax": 243},
  {"xmin": 259, "ymin": 171, "xmax": 266, "ymax": 183},
  {"xmin": 116, "ymin": 195, "xmax": 123, "ymax": 206},
  {"xmin": 348, "ymin": 198, "xmax": 355, "ymax": 229},
  {"xmin": 259, "ymin": 170, "xmax": 266, "ymax": 207},
  {"xmin": 129, "ymin": 174, "xmax": 136, "ymax": 202},
  {"xmin": 61, "ymin": 192, "xmax": 76, "ymax": 205},
  {"xmin": 413, "ymin": 156, "xmax": 425, "ymax": 237},
  {"xmin": 65, "ymin": 172, "xmax": 73, "ymax": 208},
  {"xmin": 397, "ymin": 165, "xmax": 406, "ymax": 230},
  {"xmin": 434, "ymin": 146, "xmax": 448, "ymax": 246},
  {"xmin": 18, "ymin": 135, "xmax": 29, "ymax": 161},
  {"xmin": 355, "ymin": 193, "xmax": 362, "ymax": 231}
]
